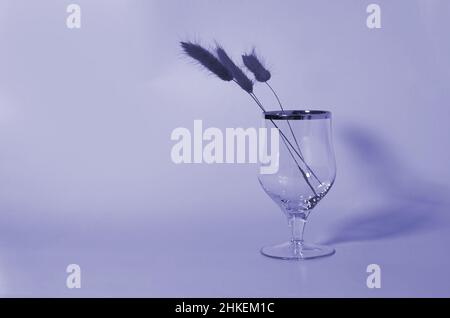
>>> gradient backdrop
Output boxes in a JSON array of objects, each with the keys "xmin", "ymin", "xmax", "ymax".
[{"xmin": 0, "ymin": 0, "xmax": 449, "ymax": 297}]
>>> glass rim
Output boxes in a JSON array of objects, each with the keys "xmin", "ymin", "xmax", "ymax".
[{"xmin": 264, "ymin": 110, "xmax": 331, "ymax": 120}]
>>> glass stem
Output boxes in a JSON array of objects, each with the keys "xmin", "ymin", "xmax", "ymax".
[{"xmin": 289, "ymin": 215, "xmax": 307, "ymax": 253}]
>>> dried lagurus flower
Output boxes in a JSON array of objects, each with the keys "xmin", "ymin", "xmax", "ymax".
[
  {"xmin": 180, "ymin": 41, "xmax": 233, "ymax": 82},
  {"xmin": 216, "ymin": 45, "xmax": 253, "ymax": 94},
  {"xmin": 242, "ymin": 50, "xmax": 271, "ymax": 82}
]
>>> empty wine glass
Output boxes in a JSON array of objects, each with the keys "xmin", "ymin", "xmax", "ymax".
[{"xmin": 258, "ymin": 110, "xmax": 336, "ymax": 260}]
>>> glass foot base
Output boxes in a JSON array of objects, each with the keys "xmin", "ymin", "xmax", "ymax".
[{"xmin": 261, "ymin": 241, "xmax": 335, "ymax": 260}]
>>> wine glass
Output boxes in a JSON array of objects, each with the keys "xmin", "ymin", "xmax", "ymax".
[{"xmin": 258, "ymin": 110, "xmax": 336, "ymax": 260}]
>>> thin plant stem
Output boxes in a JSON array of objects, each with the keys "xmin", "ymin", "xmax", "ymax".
[
  {"xmin": 265, "ymin": 81, "xmax": 302, "ymax": 154},
  {"xmin": 279, "ymin": 135, "xmax": 317, "ymax": 196},
  {"xmin": 251, "ymin": 92, "xmax": 319, "ymax": 185},
  {"xmin": 247, "ymin": 92, "xmax": 318, "ymax": 196},
  {"xmin": 265, "ymin": 81, "xmax": 322, "ymax": 184}
]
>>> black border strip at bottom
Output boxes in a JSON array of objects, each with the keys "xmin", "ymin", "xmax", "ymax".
[{"xmin": 0, "ymin": 298, "xmax": 447, "ymax": 314}]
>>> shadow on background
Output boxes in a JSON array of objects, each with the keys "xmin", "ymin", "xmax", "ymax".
[{"xmin": 322, "ymin": 124, "xmax": 447, "ymax": 245}]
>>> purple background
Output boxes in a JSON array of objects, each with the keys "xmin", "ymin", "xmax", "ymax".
[{"xmin": 0, "ymin": 0, "xmax": 449, "ymax": 297}]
